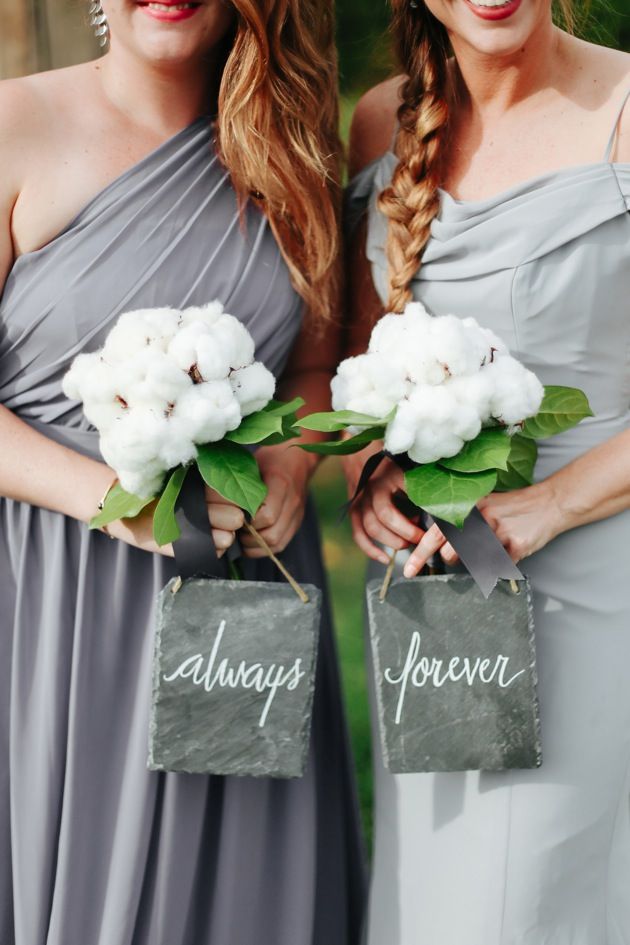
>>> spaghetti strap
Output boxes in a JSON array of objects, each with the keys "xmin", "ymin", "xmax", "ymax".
[{"xmin": 604, "ymin": 87, "xmax": 630, "ymax": 161}]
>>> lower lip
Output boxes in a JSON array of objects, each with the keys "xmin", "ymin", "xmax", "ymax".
[
  {"xmin": 464, "ymin": 0, "xmax": 522, "ymax": 20},
  {"xmin": 137, "ymin": 3, "xmax": 201, "ymax": 21}
]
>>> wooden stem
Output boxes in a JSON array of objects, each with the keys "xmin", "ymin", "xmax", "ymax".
[
  {"xmin": 243, "ymin": 521, "xmax": 309, "ymax": 604},
  {"xmin": 379, "ymin": 550, "xmax": 398, "ymax": 602}
]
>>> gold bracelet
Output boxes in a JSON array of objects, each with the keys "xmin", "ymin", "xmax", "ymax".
[
  {"xmin": 98, "ymin": 475, "xmax": 118, "ymax": 539},
  {"xmin": 98, "ymin": 475, "xmax": 119, "ymax": 511}
]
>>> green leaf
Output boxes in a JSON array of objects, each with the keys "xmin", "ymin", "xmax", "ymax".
[
  {"xmin": 404, "ymin": 464, "xmax": 497, "ymax": 529},
  {"xmin": 299, "ymin": 426, "xmax": 386, "ymax": 455},
  {"xmin": 521, "ymin": 385, "xmax": 593, "ymax": 439},
  {"xmin": 225, "ymin": 410, "xmax": 285, "ymax": 445},
  {"xmin": 152, "ymin": 466, "xmax": 188, "ymax": 546},
  {"xmin": 196, "ymin": 441, "xmax": 268, "ymax": 518},
  {"xmin": 90, "ymin": 482, "xmax": 155, "ymax": 530},
  {"xmin": 298, "ymin": 409, "xmax": 389, "ymax": 433},
  {"xmin": 439, "ymin": 428, "xmax": 512, "ymax": 473},
  {"xmin": 495, "ymin": 435, "xmax": 538, "ymax": 491},
  {"xmin": 262, "ymin": 397, "xmax": 305, "ymax": 417}
]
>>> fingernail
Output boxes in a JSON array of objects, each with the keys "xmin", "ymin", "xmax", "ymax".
[{"xmin": 403, "ymin": 564, "xmax": 413, "ymax": 578}]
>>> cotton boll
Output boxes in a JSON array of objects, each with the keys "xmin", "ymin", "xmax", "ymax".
[
  {"xmin": 195, "ymin": 334, "xmax": 233, "ymax": 382},
  {"xmin": 116, "ymin": 463, "xmax": 165, "ymax": 500},
  {"xmin": 167, "ymin": 322, "xmax": 212, "ymax": 373},
  {"xmin": 230, "ymin": 361, "xmax": 276, "ymax": 416},
  {"xmin": 102, "ymin": 310, "xmax": 177, "ymax": 362},
  {"xmin": 408, "ymin": 428, "xmax": 464, "ymax": 465},
  {"xmin": 213, "ymin": 314, "xmax": 256, "ymax": 371},
  {"xmin": 62, "ymin": 352, "xmax": 114, "ymax": 403},
  {"xmin": 485, "ymin": 357, "xmax": 544, "ymax": 425},
  {"xmin": 330, "ymin": 356, "xmax": 371, "ymax": 411},
  {"xmin": 156, "ymin": 416, "xmax": 198, "ymax": 469},
  {"xmin": 331, "ymin": 353, "xmax": 407, "ymax": 418},
  {"xmin": 179, "ymin": 300, "xmax": 224, "ymax": 329},
  {"xmin": 82, "ymin": 401, "xmax": 127, "ymax": 434},
  {"xmin": 100, "ymin": 406, "xmax": 170, "ymax": 471},
  {"xmin": 174, "ymin": 381, "xmax": 241, "ymax": 443},
  {"xmin": 428, "ymin": 315, "xmax": 486, "ymax": 378},
  {"xmin": 450, "ymin": 401, "xmax": 482, "ymax": 442},
  {"xmin": 139, "ymin": 307, "xmax": 182, "ymax": 344},
  {"xmin": 383, "ymin": 403, "xmax": 417, "ymax": 455},
  {"xmin": 122, "ymin": 349, "xmax": 192, "ymax": 406}
]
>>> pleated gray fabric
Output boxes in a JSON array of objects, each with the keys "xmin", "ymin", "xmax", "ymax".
[
  {"xmin": 0, "ymin": 118, "xmax": 365, "ymax": 945},
  {"xmin": 347, "ymin": 101, "xmax": 630, "ymax": 944}
]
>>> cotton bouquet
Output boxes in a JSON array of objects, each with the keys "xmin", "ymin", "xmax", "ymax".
[
  {"xmin": 299, "ymin": 301, "xmax": 592, "ymax": 528},
  {"xmin": 63, "ymin": 302, "xmax": 303, "ymax": 545}
]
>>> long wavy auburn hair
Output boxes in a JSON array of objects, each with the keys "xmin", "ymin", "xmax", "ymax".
[
  {"xmin": 216, "ymin": 0, "xmax": 341, "ymax": 321},
  {"xmin": 379, "ymin": 0, "xmax": 575, "ymax": 313}
]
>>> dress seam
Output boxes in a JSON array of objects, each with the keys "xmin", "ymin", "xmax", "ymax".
[{"xmin": 509, "ymin": 268, "xmax": 522, "ymax": 352}]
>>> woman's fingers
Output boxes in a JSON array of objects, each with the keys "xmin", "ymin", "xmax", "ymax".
[
  {"xmin": 403, "ymin": 523, "xmax": 448, "ymax": 578},
  {"xmin": 372, "ymin": 488, "xmax": 423, "ymax": 545},
  {"xmin": 350, "ymin": 508, "xmax": 390, "ymax": 565},
  {"xmin": 206, "ymin": 502, "xmax": 245, "ymax": 532},
  {"xmin": 211, "ymin": 528, "xmax": 236, "ymax": 554},
  {"xmin": 362, "ymin": 504, "xmax": 410, "ymax": 551},
  {"xmin": 439, "ymin": 541, "xmax": 459, "ymax": 565}
]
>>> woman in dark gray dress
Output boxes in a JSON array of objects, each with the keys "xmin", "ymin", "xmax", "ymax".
[{"xmin": 0, "ymin": 3, "xmax": 365, "ymax": 943}]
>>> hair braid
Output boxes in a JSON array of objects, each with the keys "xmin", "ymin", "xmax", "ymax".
[{"xmin": 378, "ymin": 2, "xmax": 450, "ymax": 313}]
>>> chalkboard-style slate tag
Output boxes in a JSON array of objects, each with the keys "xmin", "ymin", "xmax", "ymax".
[
  {"xmin": 149, "ymin": 579, "xmax": 321, "ymax": 778},
  {"xmin": 367, "ymin": 575, "xmax": 541, "ymax": 773}
]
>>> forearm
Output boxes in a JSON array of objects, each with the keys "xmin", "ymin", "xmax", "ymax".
[
  {"xmin": 547, "ymin": 427, "xmax": 630, "ymax": 534},
  {"xmin": 0, "ymin": 404, "xmax": 114, "ymax": 522}
]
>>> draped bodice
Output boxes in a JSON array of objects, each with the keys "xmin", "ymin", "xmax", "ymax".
[
  {"xmin": 0, "ymin": 118, "xmax": 303, "ymax": 458},
  {"xmin": 347, "ymin": 150, "xmax": 630, "ymax": 480}
]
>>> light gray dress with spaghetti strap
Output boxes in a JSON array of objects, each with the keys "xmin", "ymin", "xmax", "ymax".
[
  {"xmin": 346, "ymin": 92, "xmax": 630, "ymax": 944},
  {"xmin": 0, "ymin": 119, "xmax": 365, "ymax": 945}
]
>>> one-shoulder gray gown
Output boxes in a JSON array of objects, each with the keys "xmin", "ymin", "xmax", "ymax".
[
  {"xmin": 0, "ymin": 119, "xmax": 365, "ymax": 945},
  {"xmin": 346, "ymin": 93, "xmax": 630, "ymax": 943}
]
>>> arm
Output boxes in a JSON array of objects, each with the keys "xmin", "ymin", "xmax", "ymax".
[{"xmin": 0, "ymin": 82, "xmax": 241, "ymax": 555}]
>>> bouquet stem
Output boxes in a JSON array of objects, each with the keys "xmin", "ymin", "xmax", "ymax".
[
  {"xmin": 243, "ymin": 521, "xmax": 309, "ymax": 604},
  {"xmin": 379, "ymin": 550, "xmax": 398, "ymax": 602}
]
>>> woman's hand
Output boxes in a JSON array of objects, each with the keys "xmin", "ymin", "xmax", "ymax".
[
  {"xmin": 238, "ymin": 445, "xmax": 312, "ymax": 557},
  {"xmin": 402, "ymin": 480, "xmax": 564, "ymax": 577},
  {"xmin": 104, "ymin": 483, "xmax": 245, "ymax": 557},
  {"xmin": 342, "ymin": 449, "xmax": 424, "ymax": 566}
]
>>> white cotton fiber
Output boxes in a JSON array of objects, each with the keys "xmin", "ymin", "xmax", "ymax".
[
  {"xmin": 230, "ymin": 362, "xmax": 276, "ymax": 416},
  {"xmin": 335, "ymin": 301, "xmax": 545, "ymax": 466},
  {"xmin": 63, "ymin": 301, "xmax": 275, "ymax": 497}
]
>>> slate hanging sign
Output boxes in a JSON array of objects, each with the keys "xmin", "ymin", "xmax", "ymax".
[
  {"xmin": 149, "ymin": 578, "xmax": 321, "ymax": 778},
  {"xmin": 367, "ymin": 574, "xmax": 541, "ymax": 773}
]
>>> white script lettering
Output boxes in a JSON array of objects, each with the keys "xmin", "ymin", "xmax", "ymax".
[
  {"xmin": 384, "ymin": 631, "xmax": 526, "ymax": 725},
  {"xmin": 163, "ymin": 620, "xmax": 306, "ymax": 727}
]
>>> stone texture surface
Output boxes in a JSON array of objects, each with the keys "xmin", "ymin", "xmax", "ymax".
[
  {"xmin": 367, "ymin": 574, "xmax": 541, "ymax": 773},
  {"xmin": 149, "ymin": 578, "xmax": 321, "ymax": 778}
]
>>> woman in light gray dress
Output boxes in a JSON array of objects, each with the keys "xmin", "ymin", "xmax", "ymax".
[
  {"xmin": 0, "ymin": 3, "xmax": 365, "ymax": 944},
  {"xmin": 344, "ymin": 1, "xmax": 630, "ymax": 941}
]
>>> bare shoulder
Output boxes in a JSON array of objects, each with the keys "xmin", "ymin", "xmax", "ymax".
[
  {"xmin": 567, "ymin": 36, "xmax": 630, "ymax": 159},
  {"xmin": 0, "ymin": 63, "xmax": 98, "ymax": 175},
  {"xmin": 348, "ymin": 76, "xmax": 405, "ymax": 178}
]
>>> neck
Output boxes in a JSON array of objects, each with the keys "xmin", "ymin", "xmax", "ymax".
[
  {"xmin": 449, "ymin": 21, "xmax": 563, "ymax": 118},
  {"xmin": 97, "ymin": 43, "xmax": 219, "ymax": 134}
]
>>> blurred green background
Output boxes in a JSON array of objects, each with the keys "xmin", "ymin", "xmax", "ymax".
[{"xmin": 321, "ymin": 0, "xmax": 630, "ymax": 850}]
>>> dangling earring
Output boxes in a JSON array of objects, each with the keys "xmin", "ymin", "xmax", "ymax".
[
  {"xmin": 88, "ymin": 0, "xmax": 109, "ymax": 47},
  {"xmin": 410, "ymin": 0, "xmax": 420, "ymax": 7}
]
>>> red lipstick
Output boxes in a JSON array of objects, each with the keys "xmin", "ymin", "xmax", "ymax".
[
  {"xmin": 464, "ymin": 0, "xmax": 522, "ymax": 21},
  {"xmin": 136, "ymin": 1, "xmax": 201, "ymax": 22}
]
